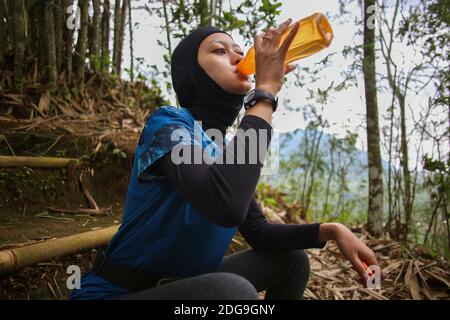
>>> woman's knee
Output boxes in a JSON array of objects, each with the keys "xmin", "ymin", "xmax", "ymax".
[
  {"xmin": 119, "ymin": 272, "xmax": 258, "ymax": 300},
  {"xmin": 285, "ymin": 249, "xmax": 310, "ymax": 276},
  {"xmin": 209, "ymin": 272, "xmax": 259, "ymax": 300}
]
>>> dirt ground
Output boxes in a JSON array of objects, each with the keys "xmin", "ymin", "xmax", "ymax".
[{"xmin": 0, "ymin": 119, "xmax": 137, "ymax": 299}]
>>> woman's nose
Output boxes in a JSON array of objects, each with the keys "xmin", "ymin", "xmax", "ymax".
[{"xmin": 231, "ymin": 52, "xmax": 243, "ymax": 65}]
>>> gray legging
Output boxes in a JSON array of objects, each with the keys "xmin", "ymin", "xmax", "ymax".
[{"xmin": 118, "ymin": 248, "xmax": 310, "ymax": 300}]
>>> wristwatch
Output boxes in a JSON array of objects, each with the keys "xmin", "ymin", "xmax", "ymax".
[{"xmin": 243, "ymin": 88, "xmax": 278, "ymax": 112}]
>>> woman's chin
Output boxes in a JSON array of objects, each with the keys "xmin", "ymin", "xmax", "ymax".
[
  {"xmin": 237, "ymin": 82, "xmax": 252, "ymax": 94},
  {"xmin": 223, "ymin": 80, "xmax": 252, "ymax": 95}
]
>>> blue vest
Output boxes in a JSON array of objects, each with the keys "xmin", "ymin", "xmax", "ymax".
[{"xmin": 70, "ymin": 106, "xmax": 237, "ymax": 300}]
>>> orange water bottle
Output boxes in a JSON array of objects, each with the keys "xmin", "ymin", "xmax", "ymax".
[{"xmin": 236, "ymin": 13, "xmax": 334, "ymax": 76}]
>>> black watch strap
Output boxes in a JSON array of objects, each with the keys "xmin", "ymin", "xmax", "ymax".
[{"xmin": 244, "ymin": 89, "xmax": 278, "ymax": 112}]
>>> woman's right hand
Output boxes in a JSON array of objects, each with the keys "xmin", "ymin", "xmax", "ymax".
[{"xmin": 254, "ymin": 18, "xmax": 300, "ymax": 96}]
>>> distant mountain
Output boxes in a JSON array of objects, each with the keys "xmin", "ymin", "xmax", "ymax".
[
  {"xmin": 261, "ymin": 129, "xmax": 428, "ymax": 221},
  {"xmin": 263, "ymin": 129, "xmax": 391, "ymax": 188}
]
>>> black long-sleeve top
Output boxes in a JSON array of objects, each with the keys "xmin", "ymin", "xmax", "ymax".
[{"xmin": 147, "ymin": 114, "xmax": 327, "ymax": 250}]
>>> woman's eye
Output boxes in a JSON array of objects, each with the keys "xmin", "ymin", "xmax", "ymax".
[{"xmin": 215, "ymin": 49, "xmax": 244, "ymax": 56}]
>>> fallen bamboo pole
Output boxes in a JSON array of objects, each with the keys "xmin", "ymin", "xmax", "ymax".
[
  {"xmin": 0, "ymin": 225, "xmax": 119, "ymax": 276},
  {"xmin": 0, "ymin": 155, "xmax": 79, "ymax": 168},
  {"xmin": 47, "ymin": 206, "xmax": 110, "ymax": 216}
]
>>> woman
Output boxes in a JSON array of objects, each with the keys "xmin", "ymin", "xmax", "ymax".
[{"xmin": 70, "ymin": 18, "xmax": 381, "ymax": 300}]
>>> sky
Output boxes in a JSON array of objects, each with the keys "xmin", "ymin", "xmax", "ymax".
[{"xmin": 117, "ymin": 0, "xmax": 448, "ymax": 168}]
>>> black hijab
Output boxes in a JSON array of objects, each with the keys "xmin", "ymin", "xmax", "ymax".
[{"xmin": 170, "ymin": 26, "xmax": 247, "ymax": 136}]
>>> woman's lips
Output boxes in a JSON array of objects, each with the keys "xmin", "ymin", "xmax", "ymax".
[{"xmin": 235, "ymin": 71, "xmax": 249, "ymax": 80}]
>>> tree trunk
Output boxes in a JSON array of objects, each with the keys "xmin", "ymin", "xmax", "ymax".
[
  {"xmin": 398, "ymin": 94, "xmax": 412, "ymax": 240},
  {"xmin": 45, "ymin": 0, "xmax": 58, "ymax": 84},
  {"xmin": 90, "ymin": 0, "xmax": 101, "ymax": 70},
  {"xmin": 198, "ymin": 0, "xmax": 210, "ymax": 26},
  {"xmin": 335, "ymin": 153, "xmax": 344, "ymax": 214},
  {"xmin": 37, "ymin": 1, "xmax": 47, "ymax": 82},
  {"xmin": 378, "ymin": 0, "xmax": 413, "ymax": 241},
  {"xmin": 112, "ymin": 0, "xmax": 121, "ymax": 74},
  {"xmin": 337, "ymin": 167, "xmax": 349, "ymax": 215},
  {"xmin": 0, "ymin": 0, "xmax": 7, "ymax": 67},
  {"xmin": 209, "ymin": 0, "xmax": 216, "ymax": 27},
  {"xmin": 323, "ymin": 140, "xmax": 336, "ymax": 219},
  {"xmin": 53, "ymin": 0, "xmax": 64, "ymax": 74},
  {"xmin": 116, "ymin": 0, "xmax": 128, "ymax": 74},
  {"xmin": 386, "ymin": 93, "xmax": 396, "ymax": 233},
  {"xmin": 25, "ymin": 1, "xmax": 39, "ymax": 59},
  {"xmin": 162, "ymin": 0, "xmax": 172, "ymax": 62},
  {"xmin": 4, "ymin": 0, "xmax": 14, "ymax": 51},
  {"xmin": 218, "ymin": 0, "xmax": 223, "ymax": 19},
  {"xmin": 101, "ymin": 0, "xmax": 110, "ymax": 72},
  {"xmin": 75, "ymin": 0, "xmax": 89, "ymax": 91},
  {"xmin": 299, "ymin": 129, "xmax": 312, "ymax": 219},
  {"xmin": 63, "ymin": 0, "xmax": 75, "ymax": 84},
  {"xmin": 9, "ymin": 0, "xmax": 26, "ymax": 90},
  {"xmin": 363, "ymin": 0, "xmax": 384, "ymax": 236},
  {"xmin": 304, "ymin": 130, "xmax": 323, "ymax": 219},
  {"xmin": 127, "ymin": 0, "xmax": 133, "ymax": 81}
]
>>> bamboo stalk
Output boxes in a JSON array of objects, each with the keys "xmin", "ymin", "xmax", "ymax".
[
  {"xmin": 0, "ymin": 225, "xmax": 119, "ymax": 276},
  {"xmin": 47, "ymin": 206, "xmax": 110, "ymax": 216},
  {"xmin": 0, "ymin": 155, "xmax": 79, "ymax": 168}
]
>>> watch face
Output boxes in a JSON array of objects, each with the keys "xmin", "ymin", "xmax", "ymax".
[{"xmin": 244, "ymin": 89, "xmax": 255, "ymax": 105}]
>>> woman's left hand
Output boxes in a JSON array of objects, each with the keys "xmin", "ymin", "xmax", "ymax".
[
  {"xmin": 334, "ymin": 223, "xmax": 384, "ymax": 286},
  {"xmin": 319, "ymin": 223, "xmax": 384, "ymax": 286}
]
